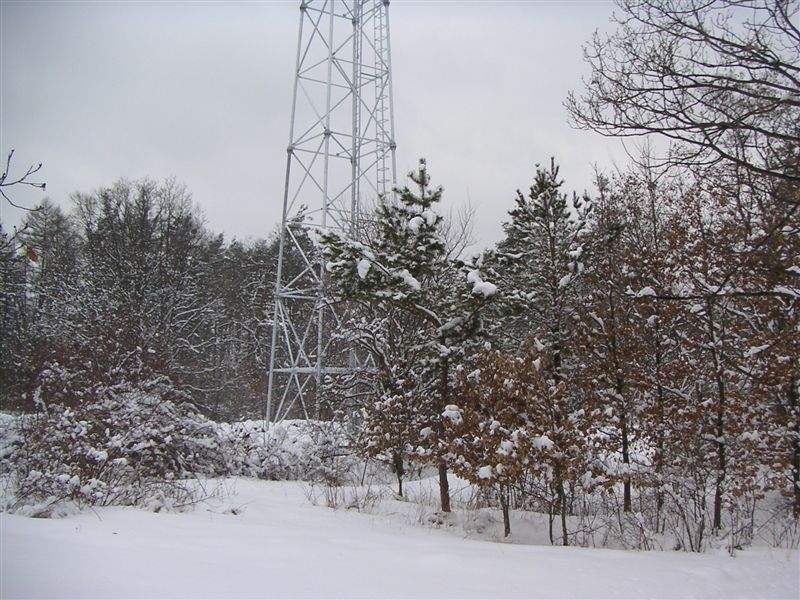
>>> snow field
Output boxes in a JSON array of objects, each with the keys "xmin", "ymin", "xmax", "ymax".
[{"xmin": 3, "ymin": 477, "xmax": 798, "ymax": 599}]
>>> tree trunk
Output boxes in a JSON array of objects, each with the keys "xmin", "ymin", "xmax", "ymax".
[
  {"xmin": 438, "ymin": 460, "xmax": 451, "ymax": 513},
  {"xmin": 436, "ymin": 355, "xmax": 452, "ymax": 513},
  {"xmin": 620, "ymin": 401, "xmax": 632, "ymax": 513},
  {"xmin": 789, "ymin": 380, "xmax": 800, "ymax": 517},
  {"xmin": 793, "ymin": 426, "xmax": 800, "ymax": 518},
  {"xmin": 553, "ymin": 468, "xmax": 569, "ymax": 546},
  {"xmin": 500, "ymin": 487, "xmax": 511, "ymax": 537},
  {"xmin": 606, "ymin": 272, "xmax": 631, "ymax": 514},
  {"xmin": 558, "ymin": 478, "xmax": 569, "ymax": 546},
  {"xmin": 393, "ymin": 450, "xmax": 404, "ymax": 497},
  {"xmin": 648, "ymin": 170, "xmax": 666, "ymax": 531},
  {"xmin": 654, "ymin": 354, "xmax": 666, "ymax": 529},
  {"xmin": 706, "ymin": 300, "xmax": 727, "ymax": 532}
]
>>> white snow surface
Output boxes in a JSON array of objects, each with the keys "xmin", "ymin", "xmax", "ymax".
[
  {"xmin": 441, "ymin": 404, "xmax": 462, "ymax": 424},
  {"xmin": 408, "ymin": 215, "xmax": 425, "ymax": 234},
  {"xmin": 531, "ymin": 435, "xmax": 554, "ymax": 450},
  {"xmin": 466, "ymin": 269, "xmax": 498, "ymax": 297},
  {"xmin": 3, "ymin": 477, "xmax": 798, "ymax": 599},
  {"xmin": 357, "ymin": 258, "xmax": 371, "ymax": 279},
  {"xmin": 636, "ymin": 286, "xmax": 657, "ymax": 298},
  {"xmin": 396, "ymin": 268, "xmax": 421, "ymax": 291}
]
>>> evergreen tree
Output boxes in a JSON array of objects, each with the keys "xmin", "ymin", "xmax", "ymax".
[
  {"xmin": 0, "ymin": 224, "xmax": 31, "ymax": 406},
  {"xmin": 320, "ymin": 159, "xmax": 497, "ymax": 512},
  {"xmin": 574, "ymin": 174, "xmax": 641, "ymax": 512},
  {"xmin": 490, "ymin": 158, "xmax": 591, "ymax": 380}
]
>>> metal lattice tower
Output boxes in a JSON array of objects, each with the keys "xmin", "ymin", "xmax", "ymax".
[{"xmin": 266, "ymin": 0, "xmax": 397, "ymax": 424}]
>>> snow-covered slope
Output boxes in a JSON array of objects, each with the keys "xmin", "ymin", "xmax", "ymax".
[{"xmin": 3, "ymin": 477, "xmax": 797, "ymax": 599}]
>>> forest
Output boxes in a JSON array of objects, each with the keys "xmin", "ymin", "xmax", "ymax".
[{"xmin": 1, "ymin": 0, "xmax": 798, "ymax": 565}]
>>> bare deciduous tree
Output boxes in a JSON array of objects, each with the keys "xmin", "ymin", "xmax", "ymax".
[
  {"xmin": 1, "ymin": 149, "xmax": 46, "ymax": 210},
  {"xmin": 566, "ymin": 0, "xmax": 800, "ymax": 191}
]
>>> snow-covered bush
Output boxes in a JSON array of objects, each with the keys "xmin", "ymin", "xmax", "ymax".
[
  {"xmin": 222, "ymin": 419, "xmax": 356, "ymax": 484},
  {"xmin": 0, "ymin": 412, "xmax": 20, "ymax": 467},
  {"xmin": 9, "ymin": 380, "xmax": 230, "ymax": 515},
  {"xmin": 5, "ymin": 384, "xmax": 362, "ymax": 516}
]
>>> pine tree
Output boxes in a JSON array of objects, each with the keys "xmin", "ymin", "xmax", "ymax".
[
  {"xmin": 320, "ymin": 159, "xmax": 497, "ymax": 512},
  {"xmin": 490, "ymin": 158, "xmax": 591, "ymax": 380},
  {"xmin": 574, "ymin": 173, "xmax": 641, "ymax": 512},
  {"xmin": 0, "ymin": 224, "xmax": 31, "ymax": 406}
]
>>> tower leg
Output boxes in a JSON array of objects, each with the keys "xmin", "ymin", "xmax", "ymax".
[{"xmin": 266, "ymin": 0, "xmax": 397, "ymax": 424}]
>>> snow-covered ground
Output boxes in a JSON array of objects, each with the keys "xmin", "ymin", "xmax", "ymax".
[{"xmin": 3, "ymin": 477, "xmax": 797, "ymax": 599}]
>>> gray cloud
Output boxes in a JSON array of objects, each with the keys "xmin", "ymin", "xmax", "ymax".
[{"xmin": 1, "ymin": 0, "xmax": 623, "ymax": 248}]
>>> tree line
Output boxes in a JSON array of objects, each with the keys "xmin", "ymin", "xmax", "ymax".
[
  {"xmin": 0, "ymin": 179, "xmax": 291, "ymax": 419},
  {"xmin": 320, "ymin": 153, "xmax": 798, "ymax": 549},
  {"xmin": 318, "ymin": 0, "xmax": 799, "ymax": 548}
]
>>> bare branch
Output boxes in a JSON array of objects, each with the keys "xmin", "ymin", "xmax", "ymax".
[{"xmin": 0, "ymin": 148, "xmax": 47, "ymax": 211}]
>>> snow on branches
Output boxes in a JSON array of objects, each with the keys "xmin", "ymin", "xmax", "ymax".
[
  {"xmin": 445, "ymin": 346, "xmax": 592, "ymax": 538},
  {"xmin": 319, "ymin": 159, "xmax": 498, "ymax": 512}
]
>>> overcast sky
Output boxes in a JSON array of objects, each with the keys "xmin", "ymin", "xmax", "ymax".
[{"xmin": 1, "ymin": 0, "xmax": 626, "ymax": 248}]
